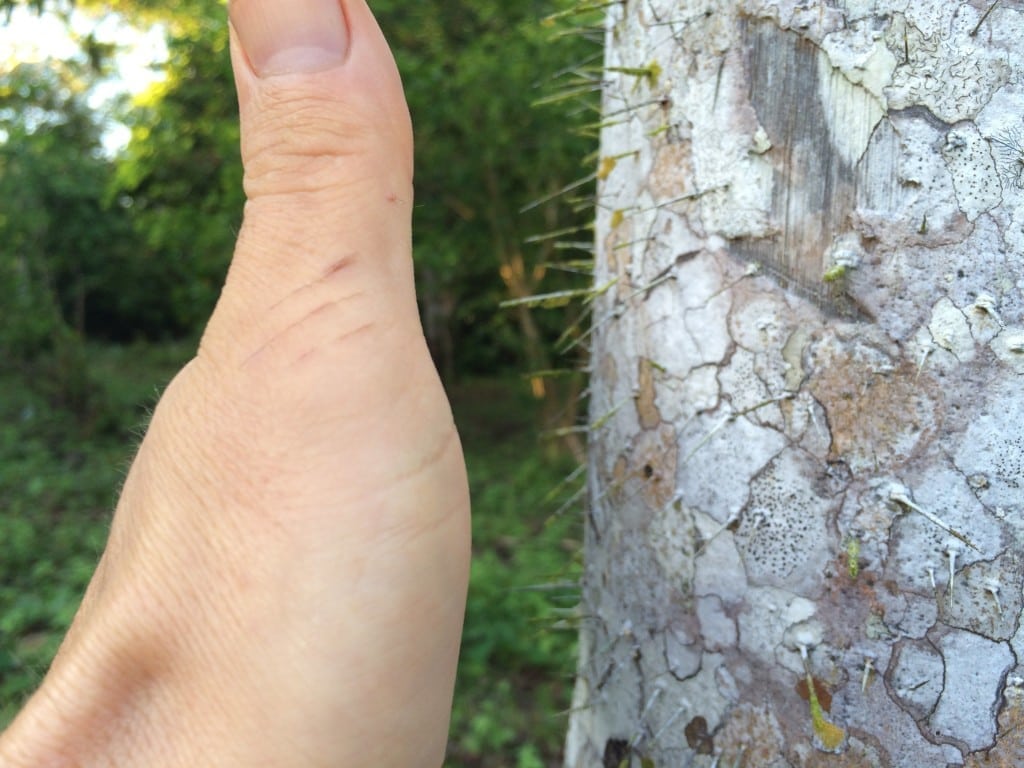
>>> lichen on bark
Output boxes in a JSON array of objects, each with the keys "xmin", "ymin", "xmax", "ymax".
[{"xmin": 567, "ymin": 1, "xmax": 1024, "ymax": 766}]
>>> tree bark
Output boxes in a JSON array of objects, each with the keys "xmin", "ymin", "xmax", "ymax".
[{"xmin": 567, "ymin": 1, "xmax": 1024, "ymax": 766}]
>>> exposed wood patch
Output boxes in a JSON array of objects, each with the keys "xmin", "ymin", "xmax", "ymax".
[
  {"xmin": 734, "ymin": 19, "xmax": 876, "ymax": 314},
  {"xmin": 636, "ymin": 357, "xmax": 662, "ymax": 429}
]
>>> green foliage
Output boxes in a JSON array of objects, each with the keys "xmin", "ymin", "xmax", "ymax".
[
  {"xmin": 0, "ymin": 355, "xmax": 582, "ymax": 766},
  {"xmin": 3, "ymin": 0, "xmax": 599, "ymax": 381},
  {"xmin": 0, "ymin": 59, "xmax": 136, "ymax": 418},
  {"xmin": 0, "ymin": 341, "xmax": 189, "ymax": 725},
  {"xmin": 448, "ymin": 378, "xmax": 584, "ymax": 766},
  {"xmin": 0, "ymin": 62, "xmax": 99, "ymax": 352},
  {"xmin": 2, "ymin": 1, "xmax": 599, "ymax": 392},
  {"xmin": 378, "ymin": 0, "xmax": 599, "ymax": 376},
  {"xmin": 111, "ymin": 1, "xmax": 243, "ymax": 336},
  {"xmin": 1, "ymin": 0, "xmax": 215, "ymax": 27}
]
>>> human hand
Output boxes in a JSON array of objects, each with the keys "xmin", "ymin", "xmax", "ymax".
[{"xmin": 0, "ymin": 1, "xmax": 470, "ymax": 766}]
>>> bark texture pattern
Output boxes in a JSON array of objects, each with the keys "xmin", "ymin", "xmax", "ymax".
[{"xmin": 567, "ymin": 1, "xmax": 1024, "ymax": 766}]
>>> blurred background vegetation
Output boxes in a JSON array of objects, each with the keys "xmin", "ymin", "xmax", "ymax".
[{"xmin": 0, "ymin": 0, "xmax": 602, "ymax": 764}]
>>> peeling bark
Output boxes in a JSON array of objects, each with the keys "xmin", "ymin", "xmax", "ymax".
[{"xmin": 567, "ymin": 1, "xmax": 1024, "ymax": 766}]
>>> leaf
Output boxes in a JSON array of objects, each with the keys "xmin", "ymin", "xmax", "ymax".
[{"xmin": 805, "ymin": 668, "xmax": 846, "ymax": 752}]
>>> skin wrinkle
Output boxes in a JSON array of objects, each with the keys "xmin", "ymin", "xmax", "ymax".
[
  {"xmin": 243, "ymin": 161, "xmax": 398, "ymax": 207},
  {"xmin": 240, "ymin": 294, "xmax": 372, "ymax": 368},
  {"xmin": 289, "ymin": 401, "xmax": 460, "ymax": 517},
  {"xmin": 226, "ymin": 236, "xmax": 363, "ymax": 301},
  {"xmin": 244, "ymin": 252, "xmax": 364, "ymax": 345},
  {"xmin": 371, "ymin": 431, "xmax": 465, "ymax": 548},
  {"xmin": 207, "ymin": 250, "xmax": 399, "ymax": 373},
  {"xmin": 241, "ymin": 86, "xmax": 404, "ymax": 191},
  {"xmin": 320, "ymin": 253, "xmax": 357, "ymax": 279},
  {"xmin": 293, "ymin": 321, "xmax": 375, "ymax": 365},
  {"xmin": 235, "ymin": 187, "xmax": 410, "ymax": 262},
  {"xmin": 173, "ymin": 324, "xmax": 450, "ymax": 527},
  {"xmin": 20, "ymin": 616, "xmax": 180, "ymax": 768}
]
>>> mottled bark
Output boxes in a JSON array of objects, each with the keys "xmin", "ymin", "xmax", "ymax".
[{"xmin": 567, "ymin": 1, "xmax": 1024, "ymax": 766}]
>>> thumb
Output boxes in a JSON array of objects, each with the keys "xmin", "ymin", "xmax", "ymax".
[{"xmin": 203, "ymin": 0, "xmax": 418, "ymax": 376}]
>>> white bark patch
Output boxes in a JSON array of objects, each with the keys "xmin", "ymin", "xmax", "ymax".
[
  {"xmin": 967, "ymin": 293, "xmax": 1005, "ymax": 345},
  {"xmin": 1011, "ymin": 624, "xmax": 1024, "ymax": 689},
  {"xmin": 677, "ymin": 415, "xmax": 787, "ymax": 524},
  {"xmin": 663, "ymin": 620, "xmax": 702, "ymax": 680},
  {"xmin": 742, "ymin": 0, "xmax": 845, "ymax": 36},
  {"xmin": 953, "ymin": 385, "xmax": 1024, "ymax": 512},
  {"xmin": 649, "ymin": 651, "xmax": 732, "ymax": 740},
  {"xmin": 781, "ymin": 606, "xmax": 824, "ymax": 654},
  {"xmin": 941, "ymin": 556, "xmax": 1022, "ymax": 642},
  {"xmin": 640, "ymin": 254, "xmax": 733, "ymax": 380},
  {"xmin": 884, "ymin": 466, "xmax": 1003, "ymax": 601},
  {"xmin": 941, "ymin": 124, "xmax": 1003, "ymax": 222},
  {"xmin": 927, "ymin": 296, "xmax": 975, "ymax": 362},
  {"xmin": 821, "ymin": 18, "xmax": 896, "ymax": 100},
  {"xmin": 727, "ymin": 288, "xmax": 794, "ymax": 352},
  {"xmin": 694, "ymin": 525, "xmax": 749, "ymax": 604},
  {"xmin": 930, "ymin": 631, "xmax": 1014, "ymax": 751},
  {"xmin": 696, "ymin": 594, "xmax": 737, "ymax": 651},
  {"xmin": 889, "ymin": 639, "xmax": 945, "ymax": 720},
  {"xmin": 718, "ymin": 349, "xmax": 774, "ymax": 416},
  {"xmin": 887, "ymin": 7, "xmax": 1012, "ymax": 123},
  {"xmin": 884, "ymin": 592, "xmax": 939, "ymax": 640},
  {"xmin": 650, "ymin": 499, "xmax": 697, "ymax": 588},
  {"xmin": 737, "ymin": 587, "xmax": 821, "ymax": 674},
  {"xmin": 991, "ymin": 328, "xmax": 1024, "ymax": 373},
  {"xmin": 844, "ymin": 662, "xmax": 957, "ymax": 766},
  {"xmin": 733, "ymin": 450, "xmax": 835, "ymax": 590},
  {"xmin": 656, "ymin": 365, "xmax": 718, "ymax": 426}
]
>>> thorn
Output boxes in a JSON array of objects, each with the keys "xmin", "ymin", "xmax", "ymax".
[
  {"xmin": 972, "ymin": 293, "xmax": 1005, "ymax": 327},
  {"xmin": 648, "ymin": 697, "xmax": 690, "ymax": 746},
  {"xmin": 971, "ymin": 0, "xmax": 1001, "ymax": 36},
  {"xmin": 887, "ymin": 484, "xmax": 979, "ymax": 551},
  {"xmin": 915, "ymin": 341, "xmax": 934, "ymax": 382},
  {"xmin": 946, "ymin": 546, "xmax": 959, "ymax": 611},
  {"xmin": 862, "ymin": 657, "xmax": 875, "ymax": 694},
  {"xmin": 639, "ymin": 683, "xmax": 664, "ymax": 720},
  {"xmin": 985, "ymin": 579, "xmax": 1003, "ymax": 615},
  {"xmin": 630, "ymin": 683, "xmax": 666, "ymax": 747}
]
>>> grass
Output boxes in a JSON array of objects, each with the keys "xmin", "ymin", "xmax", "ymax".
[{"xmin": 0, "ymin": 344, "xmax": 582, "ymax": 765}]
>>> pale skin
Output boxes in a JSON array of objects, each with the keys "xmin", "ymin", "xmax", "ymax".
[{"xmin": 0, "ymin": 1, "xmax": 471, "ymax": 766}]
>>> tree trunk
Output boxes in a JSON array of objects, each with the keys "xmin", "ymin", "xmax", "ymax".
[{"xmin": 567, "ymin": 1, "xmax": 1024, "ymax": 766}]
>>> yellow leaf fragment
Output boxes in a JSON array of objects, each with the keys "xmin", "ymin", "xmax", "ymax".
[
  {"xmin": 814, "ymin": 717, "xmax": 847, "ymax": 752},
  {"xmin": 598, "ymin": 156, "xmax": 619, "ymax": 180},
  {"xmin": 806, "ymin": 668, "xmax": 846, "ymax": 752},
  {"xmin": 846, "ymin": 538, "xmax": 860, "ymax": 580}
]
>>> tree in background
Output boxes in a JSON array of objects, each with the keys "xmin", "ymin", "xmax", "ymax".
[
  {"xmin": 567, "ymin": 1, "xmax": 1024, "ymax": 765},
  {"xmin": 380, "ymin": 0, "xmax": 597, "ymax": 382},
  {"xmin": 2, "ymin": 0, "xmax": 597, "ymax": 400},
  {"xmin": 110, "ymin": 0, "xmax": 246, "ymax": 338},
  {"xmin": 0, "ymin": 56, "xmax": 134, "ymax": 413}
]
